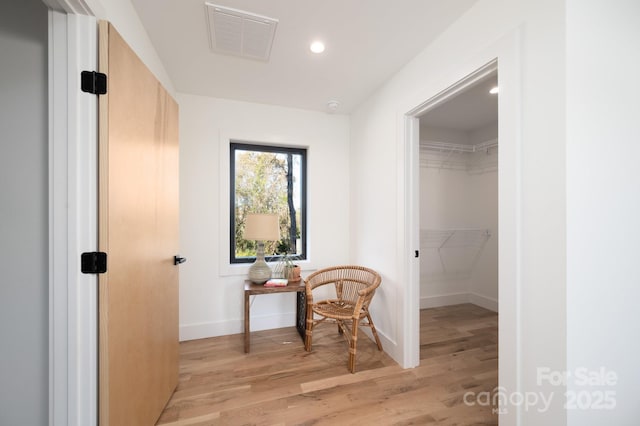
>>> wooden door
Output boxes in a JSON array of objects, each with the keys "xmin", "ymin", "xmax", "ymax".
[{"xmin": 98, "ymin": 21, "xmax": 180, "ymax": 426}]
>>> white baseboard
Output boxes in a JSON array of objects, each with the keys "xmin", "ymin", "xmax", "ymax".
[
  {"xmin": 420, "ymin": 293, "xmax": 470, "ymax": 309},
  {"xmin": 359, "ymin": 326, "xmax": 397, "ymax": 357},
  {"xmin": 180, "ymin": 312, "xmax": 400, "ymax": 364},
  {"xmin": 182, "ymin": 294, "xmax": 497, "ymax": 343},
  {"xmin": 179, "ymin": 311, "xmax": 297, "ymax": 341},
  {"xmin": 420, "ymin": 292, "xmax": 498, "ymax": 312},
  {"xmin": 469, "ymin": 292, "xmax": 498, "ymax": 312}
]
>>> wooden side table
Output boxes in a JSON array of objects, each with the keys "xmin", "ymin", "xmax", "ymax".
[{"xmin": 244, "ymin": 280, "xmax": 306, "ymax": 353}]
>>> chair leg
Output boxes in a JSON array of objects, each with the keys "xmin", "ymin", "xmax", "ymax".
[
  {"xmin": 366, "ymin": 313, "xmax": 383, "ymax": 351},
  {"xmin": 348, "ymin": 321, "xmax": 358, "ymax": 373},
  {"xmin": 305, "ymin": 310, "xmax": 313, "ymax": 352}
]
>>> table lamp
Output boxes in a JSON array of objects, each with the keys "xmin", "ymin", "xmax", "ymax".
[{"xmin": 244, "ymin": 213, "xmax": 280, "ymax": 284}]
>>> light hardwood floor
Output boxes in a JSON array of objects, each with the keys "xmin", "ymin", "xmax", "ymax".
[{"xmin": 156, "ymin": 304, "xmax": 498, "ymax": 425}]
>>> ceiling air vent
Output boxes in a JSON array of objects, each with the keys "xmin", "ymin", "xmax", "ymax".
[{"xmin": 205, "ymin": 3, "xmax": 278, "ymax": 62}]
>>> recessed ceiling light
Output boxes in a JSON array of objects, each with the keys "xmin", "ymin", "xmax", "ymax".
[
  {"xmin": 310, "ymin": 41, "xmax": 325, "ymax": 54},
  {"xmin": 489, "ymin": 86, "xmax": 499, "ymax": 94}
]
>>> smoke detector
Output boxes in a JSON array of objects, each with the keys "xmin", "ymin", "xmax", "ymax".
[
  {"xmin": 205, "ymin": 3, "xmax": 278, "ymax": 61},
  {"xmin": 326, "ymin": 100, "xmax": 340, "ymax": 113}
]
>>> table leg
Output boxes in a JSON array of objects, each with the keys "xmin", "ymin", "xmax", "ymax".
[
  {"xmin": 296, "ymin": 290, "xmax": 306, "ymax": 342},
  {"xmin": 244, "ymin": 291, "xmax": 250, "ymax": 353}
]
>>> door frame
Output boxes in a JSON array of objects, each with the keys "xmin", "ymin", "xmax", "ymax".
[
  {"xmin": 399, "ymin": 31, "xmax": 522, "ymax": 425},
  {"xmin": 47, "ymin": 1, "xmax": 98, "ymax": 425}
]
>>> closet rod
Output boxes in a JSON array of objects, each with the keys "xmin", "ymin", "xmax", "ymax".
[{"xmin": 420, "ymin": 138, "xmax": 498, "ymax": 153}]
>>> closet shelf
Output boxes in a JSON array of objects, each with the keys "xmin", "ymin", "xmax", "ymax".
[
  {"xmin": 420, "ymin": 139, "xmax": 498, "ymax": 154},
  {"xmin": 420, "ymin": 139, "xmax": 498, "ymax": 172},
  {"xmin": 421, "ymin": 228, "xmax": 490, "ymax": 248},
  {"xmin": 420, "ymin": 229, "xmax": 491, "ymax": 276}
]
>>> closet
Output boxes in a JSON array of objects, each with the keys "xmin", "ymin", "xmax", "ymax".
[{"xmin": 419, "ymin": 122, "xmax": 498, "ymax": 312}]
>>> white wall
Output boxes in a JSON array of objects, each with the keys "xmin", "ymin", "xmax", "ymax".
[
  {"xmin": 178, "ymin": 94, "xmax": 350, "ymax": 340},
  {"xmin": 350, "ymin": 0, "xmax": 566, "ymax": 423},
  {"xmin": 566, "ymin": 1, "xmax": 640, "ymax": 425},
  {"xmin": 420, "ymin": 126, "xmax": 470, "ymax": 145},
  {"xmin": 467, "ymin": 164, "xmax": 498, "ymax": 308},
  {"xmin": 470, "ymin": 121, "xmax": 499, "ymax": 143},
  {"xmin": 419, "ymin": 146, "xmax": 498, "ymax": 312},
  {"xmin": 0, "ymin": 0, "xmax": 49, "ymax": 423},
  {"xmin": 420, "ymin": 163, "xmax": 472, "ymax": 301}
]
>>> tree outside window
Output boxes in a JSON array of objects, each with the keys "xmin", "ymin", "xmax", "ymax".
[{"xmin": 230, "ymin": 142, "xmax": 307, "ymax": 263}]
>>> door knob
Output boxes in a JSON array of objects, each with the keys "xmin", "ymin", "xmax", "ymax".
[{"xmin": 174, "ymin": 255, "xmax": 187, "ymax": 265}]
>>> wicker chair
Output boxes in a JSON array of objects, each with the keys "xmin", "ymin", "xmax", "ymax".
[{"xmin": 304, "ymin": 265, "xmax": 383, "ymax": 373}]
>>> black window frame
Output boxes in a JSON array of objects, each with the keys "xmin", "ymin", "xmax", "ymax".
[{"xmin": 230, "ymin": 141, "xmax": 308, "ymax": 264}]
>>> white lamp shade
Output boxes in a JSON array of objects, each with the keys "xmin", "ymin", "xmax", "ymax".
[{"xmin": 244, "ymin": 213, "xmax": 280, "ymax": 241}]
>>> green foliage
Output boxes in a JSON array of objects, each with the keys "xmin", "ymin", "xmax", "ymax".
[{"xmin": 234, "ymin": 149, "xmax": 302, "ymax": 258}]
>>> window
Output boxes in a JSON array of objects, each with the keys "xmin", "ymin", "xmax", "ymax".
[{"xmin": 230, "ymin": 142, "xmax": 307, "ymax": 264}]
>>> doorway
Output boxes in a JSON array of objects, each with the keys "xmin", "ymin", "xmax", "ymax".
[
  {"xmin": 403, "ymin": 54, "xmax": 521, "ymax": 422},
  {"xmin": 417, "ymin": 70, "xmax": 498, "ymax": 313},
  {"xmin": 415, "ymin": 71, "xmax": 499, "ymax": 397}
]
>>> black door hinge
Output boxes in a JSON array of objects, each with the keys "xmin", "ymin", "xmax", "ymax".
[
  {"xmin": 81, "ymin": 252, "xmax": 107, "ymax": 274},
  {"xmin": 81, "ymin": 71, "xmax": 107, "ymax": 95},
  {"xmin": 415, "ymin": 250, "xmax": 420, "ymax": 258}
]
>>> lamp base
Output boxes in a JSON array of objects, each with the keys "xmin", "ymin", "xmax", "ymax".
[{"xmin": 248, "ymin": 241, "xmax": 272, "ymax": 284}]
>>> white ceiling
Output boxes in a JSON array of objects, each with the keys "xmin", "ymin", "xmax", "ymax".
[
  {"xmin": 130, "ymin": 0, "xmax": 480, "ymax": 113},
  {"xmin": 419, "ymin": 73, "xmax": 498, "ymax": 136}
]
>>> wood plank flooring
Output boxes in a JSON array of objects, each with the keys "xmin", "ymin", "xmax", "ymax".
[{"xmin": 156, "ymin": 304, "xmax": 498, "ymax": 425}]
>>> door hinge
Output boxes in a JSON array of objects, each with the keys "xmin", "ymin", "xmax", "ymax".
[
  {"xmin": 81, "ymin": 71, "xmax": 107, "ymax": 95},
  {"xmin": 415, "ymin": 250, "xmax": 420, "ymax": 258},
  {"xmin": 81, "ymin": 251, "xmax": 107, "ymax": 274}
]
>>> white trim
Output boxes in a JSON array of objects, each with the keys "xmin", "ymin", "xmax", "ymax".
[
  {"xmin": 396, "ymin": 115, "xmax": 421, "ymax": 368},
  {"xmin": 49, "ymin": 11, "xmax": 69, "ymax": 425},
  {"xmin": 397, "ymin": 62, "xmax": 499, "ymax": 370},
  {"xmin": 217, "ymin": 130, "xmax": 315, "ymax": 277},
  {"xmin": 495, "ymin": 30, "xmax": 523, "ymax": 426},
  {"xmin": 468, "ymin": 293, "xmax": 498, "ymax": 312},
  {"xmin": 419, "ymin": 292, "xmax": 498, "ymax": 312},
  {"xmin": 48, "ymin": 8, "xmax": 98, "ymax": 426},
  {"xmin": 43, "ymin": 0, "xmax": 93, "ymax": 14},
  {"xmin": 400, "ymin": 31, "xmax": 522, "ymax": 425},
  {"xmin": 420, "ymin": 293, "xmax": 469, "ymax": 309},
  {"xmin": 400, "ymin": 62, "xmax": 499, "ymax": 370},
  {"xmin": 406, "ymin": 62, "xmax": 498, "ymax": 117},
  {"xmin": 180, "ymin": 311, "xmax": 296, "ymax": 341}
]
